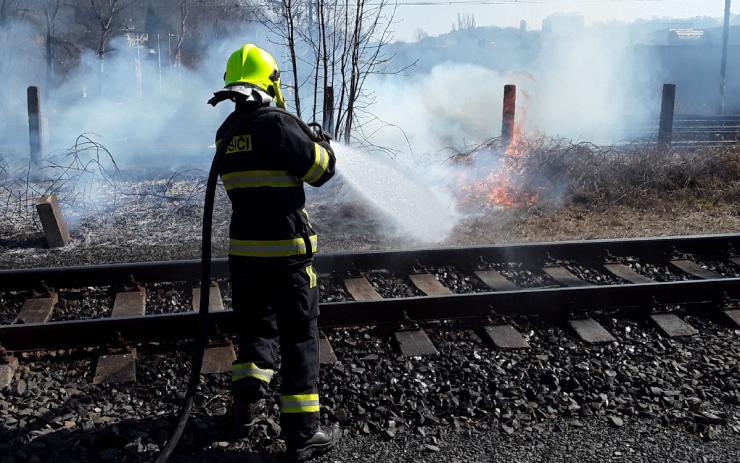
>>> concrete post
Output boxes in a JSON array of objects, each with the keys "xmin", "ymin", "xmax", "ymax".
[
  {"xmin": 658, "ymin": 84, "xmax": 676, "ymax": 148},
  {"xmin": 27, "ymin": 86, "xmax": 43, "ymax": 165},
  {"xmin": 501, "ymin": 84, "xmax": 516, "ymax": 145}
]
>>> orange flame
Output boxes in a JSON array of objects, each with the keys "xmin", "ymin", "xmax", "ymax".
[
  {"xmin": 457, "ymin": 80, "xmax": 543, "ymax": 209},
  {"xmin": 458, "ymin": 125, "xmax": 538, "ymax": 209}
]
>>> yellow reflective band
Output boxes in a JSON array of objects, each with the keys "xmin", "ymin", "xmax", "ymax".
[
  {"xmin": 306, "ymin": 265, "xmax": 317, "ymax": 288},
  {"xmin": 301, "ymin": 143, "xmax": 329, "ymax": 184},
  {"xmin": 281, "ymin": 393, "xmax": 320, "ymax": 413},
  {"xmin": 232, "ymin": 362, "xmax": 275, "ymax": 383},
  {"xmin": 221, "ymin": 170, "xmax": 300, "ymax": 190},
  {"xmin": 229, "ymin": 235, "xmax": 318, "ymax": 258}
]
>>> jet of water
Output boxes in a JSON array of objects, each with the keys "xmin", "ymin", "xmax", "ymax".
[{"xmin": 332, "ymin": 143, "xmax": 460, "ymax": 243}]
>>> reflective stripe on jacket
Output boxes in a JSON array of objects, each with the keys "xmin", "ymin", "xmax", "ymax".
[{"xmin": 215, "ymin": 105, "xmax": 336, "ymax": 261}]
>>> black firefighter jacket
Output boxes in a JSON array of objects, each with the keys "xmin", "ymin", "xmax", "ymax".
[{"xmin": 215, "ymin": 105, "xmax": 336, "ymax": 267}]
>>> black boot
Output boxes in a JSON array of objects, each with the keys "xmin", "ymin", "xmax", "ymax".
[
  {"xmin": 285, "ymin": 426, "xmax": 341, "ymax": 461},
  {"xmin": 232, "ymin": 398, "xmax": 262, "ymax": 436},
  {"xmin": 232, "ymin": 378, "xmax": 267, "ymax": 433}
]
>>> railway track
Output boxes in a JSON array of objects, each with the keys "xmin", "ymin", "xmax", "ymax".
[
  {"xmin": 630, "ymin": 114, "xmax": 740, "ymax": 146},
  {"xmin": 1, "ymin": 233, "xmax": 739, "ymax": 384}
]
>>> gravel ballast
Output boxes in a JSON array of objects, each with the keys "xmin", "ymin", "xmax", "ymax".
[
  {"xmin": 1, "ymin": 311, "xmax": 738, "ymax": 462},
  {"xmin": 1, "ymin": 180, "xmax": 739, "ymax": 462}
]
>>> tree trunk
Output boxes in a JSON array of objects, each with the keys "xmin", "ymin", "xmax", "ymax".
[
  {"xmin": 174, "ymin": 0, "xmax": 188, "ymax": 67},
  {"xmin": 284, "ymin": 0, "xmax": 301, "ymax": 117},
  {"xmin": 343, "ymin": 0, "xmax": 363, "ymax": 143}
]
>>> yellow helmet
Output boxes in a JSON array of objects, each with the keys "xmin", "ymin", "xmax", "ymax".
[{"xmin": 223, "ymin": 43, "xmax": 285, "ymax": 108}]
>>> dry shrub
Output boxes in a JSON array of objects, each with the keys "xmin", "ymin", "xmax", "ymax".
[
  {"xmin": 458, "ymin": 137, "xmax": 740, "ymax": 208},
  {"xmin": 0, "ymin": 134, "xmax": 120, "ymax": 231},
  {"xmin": 0, "ymin": 134, "xmax": 214, "ymax": 233}
]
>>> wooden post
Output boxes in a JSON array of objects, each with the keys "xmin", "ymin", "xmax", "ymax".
[
  {"xmin": 27, "ymin": 86, "xmax": 43, "ymax": 165},
  {"xmin": 36, "ymin": 195, "xmax": 71, "ymax": 248},
  {"xmin": 501, "ymin": 84, "xmax": 516, "ymax": 145},
  {"xmin": 322, "ymin": 86, "xmax": 335, "ymax": 136},
  {"xmin": 658, "ymin": 84, "xmax": 676, "ymax": 148}
]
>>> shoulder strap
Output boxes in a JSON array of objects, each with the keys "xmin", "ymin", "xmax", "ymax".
[{"xmin": 250, "ymin": 107, "xmax": 322, "ymax": 143}]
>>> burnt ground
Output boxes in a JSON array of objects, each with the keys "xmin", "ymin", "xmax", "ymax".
[
  {"xmin": 0, "ymin": 178, "xmax": 739, "ymax": 462},
  {"xmin": 448, "ymin": 199, "xmax": 739, "ymax": 247},
  {"xmin": 0, "ymin": 179, "xmax": 738, "ymax": 269}
]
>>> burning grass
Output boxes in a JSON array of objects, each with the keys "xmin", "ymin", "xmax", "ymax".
[
  {"xmin": 453, "ymin": 137, "xmax": 740, "ymax": 211},
  {"xmin": 1, "ymin": 133, "xmax": 738, "ymax": 269}
]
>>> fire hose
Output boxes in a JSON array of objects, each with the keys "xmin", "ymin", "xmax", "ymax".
[{"xmin": 155, "ymin": 107, "xmax": 328, "ymax": 463}]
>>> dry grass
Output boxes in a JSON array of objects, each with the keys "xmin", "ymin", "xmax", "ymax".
[
  {"xmin": 455, "ymin": 138, "xmax": 740, "ymax": 210},
  {"xmin": 446, "ymin": 199, "xmax": 740, "ymax": 247},
  {"xmin": 0, "ymin": 135, "xmax": 121, "ymax": 233},
  {"xmin": 0, "ymin": 135, "xmax": 211, "ymax": 241},
  {"xmin": 1, "ymin": 136, "xmax": 737, "ymax": 268}
]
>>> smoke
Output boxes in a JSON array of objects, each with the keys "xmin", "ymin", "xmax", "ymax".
[
  {"xmin": 361, "ymin": 63, "xmax": 508, "ymax": 163},
  {"xmin": 0, "ymin": 15, "xmax": 705, "ymax": 244},
  {"xmin": 2, "ymin": 18, "xmax": 661, "ymax": 171},
  {"xmin": 0, "ymin": 21, "xmax": 241, "ymax": 171},
  {"xmin": 363, "ymin": 25, "xmax": 660, "ymax": 162},
  {"xmin": 329, "ymin": 23, "xmax": 665, "ymax": 243}
]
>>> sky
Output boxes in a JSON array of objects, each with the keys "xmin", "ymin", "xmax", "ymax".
[{"xmin": 392, "ymin": 0, "xmax": 739, "ymax": 41}]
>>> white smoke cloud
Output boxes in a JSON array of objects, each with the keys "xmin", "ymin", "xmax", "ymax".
[
  {"xmin": 361, "ymin": 26, "xmax": 660, "ymax": 161},
  {"xmin": 1, "ymin": 19, "xmax": 660, "ymax": 169},
  {"xmin": 0, "ymin": 22, "xmax": 248, "ymax": 171},
  {"xmin": 0, "ymin": 18, "xmax": 663, "ymax": 243},
  {"xmin": 338, "ymin": 25, "xmax": 662, "ymax": 242}
]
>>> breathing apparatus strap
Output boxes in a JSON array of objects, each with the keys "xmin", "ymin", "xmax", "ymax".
[{"xmin": 211, "ymin": 97, "xmax": 325, "ymax": 143}]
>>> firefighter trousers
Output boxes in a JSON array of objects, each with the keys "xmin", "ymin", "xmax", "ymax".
[{"xmin": 229, "ymin": 258, "xmax": 321, "ymax": 438}]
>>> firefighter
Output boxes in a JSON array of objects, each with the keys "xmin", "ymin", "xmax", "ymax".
[{"xmin": 208, "ymin": 43, "xmax": 339, "ymax": 461}]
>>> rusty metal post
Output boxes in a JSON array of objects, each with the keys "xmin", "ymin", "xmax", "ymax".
[
  {"xmin": 501, "ymin": 84, "xmax": 516, "ymax": 145},
  {"xmin": 27, "ymin": 86, "xmax": 43, "ymax": 165},
  {"xmin": 322, "ymin": 86, "xmax": 335, "ymax": 136},
  {"xmin": 658, "ymin": 84, "xmax": 676, "ymax": 148}
]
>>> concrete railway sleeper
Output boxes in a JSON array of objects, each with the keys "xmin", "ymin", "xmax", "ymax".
[{"xmin": 0, "ymin": 233, "xmax": 739, "ymax": 385}]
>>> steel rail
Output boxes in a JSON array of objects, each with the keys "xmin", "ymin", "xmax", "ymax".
[
  {"xmin": 1, "ymin": 277, "xmax": 738, "ymax": 352},
  {"xmin": 0, "ymin": 233, "xmax": 738, "ymax": 291}
]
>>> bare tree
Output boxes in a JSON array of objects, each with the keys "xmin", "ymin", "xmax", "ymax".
[
  {"xmin": 413, "ymin": 28, "xmax": 427, "ymax": 42},
  {"xmin": 259, "ymin": 0, "xmax": 306, "ymax": 118},
  {"xmin": 334, "ymin": 0, "xmax": 398, "ymax": 143},
  {"xmin": 173, "ymin": 0, "xmax": 189, "ymax": 67},
  {"xmin": 452, "ymin": 13, "xmax": 476, "ymax": 32},
  {"xmin": 261, "ymin": 0, "xmax": 399, "ymax": 143},
  {"xmin": 89, "ymin": 0, "xmax": 139, "ymax": 58},
  {"xmin": 310, "ymin": 0, "xmax": 321, "ymax": 121},
  {"xmin": 282, "ymin": 0, "xmax": 302, "ymax": 117},
  {"xmin": 0, "ymin": 0, "xmax": 24, "ymax": 24},
  {"xmin": 39, "ymin": 0, "xmax": 63, "ymax": 86}
]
